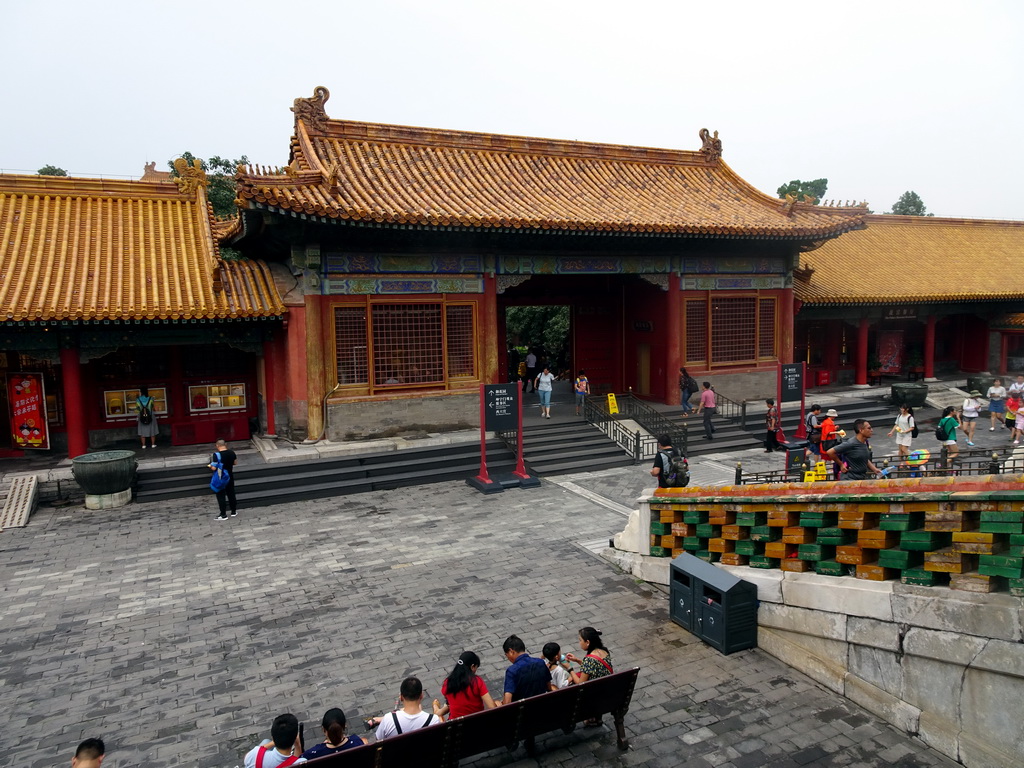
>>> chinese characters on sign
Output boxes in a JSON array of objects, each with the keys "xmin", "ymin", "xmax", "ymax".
[
  {"xmin": 7, "ymin": 372, "xmax": 49, "ymax": 450},
  {"xmin": 780, "ymin": 363, "xmax": 803, "ymax": 402},
  {"xmin": 483, "ymin": 383, "xmax": 518, "ymax": 431}
]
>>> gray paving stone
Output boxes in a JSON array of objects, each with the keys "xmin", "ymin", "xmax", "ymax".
[{"xmin": 0, "ymin": 473, "xmax": 961, "ymax": 768}]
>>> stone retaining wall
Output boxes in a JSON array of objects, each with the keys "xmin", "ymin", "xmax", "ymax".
[{"xmin": 607, "ymin": 475, "xmax": 1024, "ymax": 767}]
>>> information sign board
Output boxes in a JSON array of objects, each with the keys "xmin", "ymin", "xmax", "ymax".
[
  {"xmin": 781, "ymin": 363, "xmax": 804, "ymax": 402},
  {"xmin": 484, "ymin": 383, "xmax": 518, "ymax": 431}
]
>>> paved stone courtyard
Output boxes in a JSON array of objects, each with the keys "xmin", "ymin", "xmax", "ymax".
[{"xmin": 0, "ymin": 460, "xmax": 965, "ymax": 768}]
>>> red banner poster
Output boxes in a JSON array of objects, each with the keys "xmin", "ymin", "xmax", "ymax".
[
  {"xmin": 877, "ymin": 331, "xmax": 904, "ymax": 374},
  {"xmin": 8, "ymin": 372, "xmax": 49, "ymax": 450}
]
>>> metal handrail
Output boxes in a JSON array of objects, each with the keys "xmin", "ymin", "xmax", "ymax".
[
  {"xmin": 583, "ymin": 397, "xmax": 639, "ymax": 462},
  {"xmin": 617, "ymin": 391, "xmax": 688, "ymax": 456},
  {"xmin": 736, "ymin": 447, "xmax": 1021, "ymax": 484},
  {"xmin": 711, "ymin": 390, "xmax": 743, "ymax": 421}
]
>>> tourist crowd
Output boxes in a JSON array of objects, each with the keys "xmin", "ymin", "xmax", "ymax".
[{"xmin": 71, "ymin": 629, "xmax": 614, "ymax": 767}]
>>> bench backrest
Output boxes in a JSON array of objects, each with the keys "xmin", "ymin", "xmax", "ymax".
[
  {"xmin": 303, "ymin": 668, "xmax": 640, "ymax": 768},
  {"xmin": 448, "ymin": 698, "xmax": 524, "ymax": 758},
  {"xmin": 302, "ymin": 740, "xmax": 378, "ymax": 767}
]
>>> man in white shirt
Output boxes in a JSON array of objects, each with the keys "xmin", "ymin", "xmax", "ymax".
[
  {"xmin": 371, "ymin": 677, "xmax": 442, "ymax": 740},
  {"xmin": 1009, "ymin": 375, "xmax": 1024, "ymax": 398},
  {"xmin": 243, "ymin": 713, "xmax": 306, "ymax": 768},
  {"xmin": 525, "ymin": 350, "xmax": 538, "ymax": 392}
]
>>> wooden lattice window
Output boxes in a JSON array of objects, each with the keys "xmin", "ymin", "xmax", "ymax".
[
  {"xmin": 335, "ymin": 307, "xmax": 369, "ymax": 385},
  {"xmin": 685, "ymin": 299, "xmax": 708, "ymax": 364},
  {"xmin": 333, "ymin": 301, "xmax": 478, "ymax": 391},
  {"xmin": 372, "ymin": 303, "xmax": 444, "ymax": 386},
  {"xmin": 446, "ymin": 304, "xmax": 475, "ymax": 378},
  {"xmin": 758, "ymin": 298, "xmax": 777, "ymax": 359},
  {"xmin": 684, "ymin": 292, "xmax": 780, "ymax": 367},
  {"xmin": 712, "ymin": 297, "xmax": 757, "ymax": 364}
]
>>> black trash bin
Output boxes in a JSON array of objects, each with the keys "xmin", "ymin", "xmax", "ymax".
[
  {"xmin": 669, "ymin": 553, "xmax": 758, "ymax": 655},
  {"xmin": 778, "ymin": 438, "xmax": 810, "ymax": 474}
]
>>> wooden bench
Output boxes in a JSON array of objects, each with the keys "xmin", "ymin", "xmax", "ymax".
[{"xmin": 305, "ymin": 667, "xmax": 640, "ymax": 767}]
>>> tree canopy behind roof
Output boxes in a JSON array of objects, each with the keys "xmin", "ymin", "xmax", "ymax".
[
  {"xmin": 777, "ymin": 178, "xmax": 827, "ymax": 204},
  {"xmin": 168, "ymin": 152, "xmax": 249, "ymax": 217}
]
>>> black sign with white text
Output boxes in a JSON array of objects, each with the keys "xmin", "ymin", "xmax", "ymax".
[
  {"xmin": 781, "ymin": 363, "xmax": 804, "ymax": 402},
  {"xmin": 484, "ymin": 383, "xmax": 518, "ymax": 431}
]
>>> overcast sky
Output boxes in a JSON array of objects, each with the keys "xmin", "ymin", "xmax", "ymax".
[{"xmin": 3, "ymin": 1, "xmax": 1021, "ymax": 220}]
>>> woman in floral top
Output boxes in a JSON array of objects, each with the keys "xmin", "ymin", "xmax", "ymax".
[{"xmin": 565, "ymin": 627, "xmax": 614, "ymax": 724}]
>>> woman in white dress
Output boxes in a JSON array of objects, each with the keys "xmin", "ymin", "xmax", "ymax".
[{"xmin": 887, "ymin": 404, "xmax": 916, "ymax": 465}]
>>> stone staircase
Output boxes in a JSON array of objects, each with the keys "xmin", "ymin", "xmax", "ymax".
[{"xmin": 925, "ymin": 383, "xmax": 973, "ymax": 412}]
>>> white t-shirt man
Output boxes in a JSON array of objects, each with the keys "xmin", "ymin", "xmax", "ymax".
[
  {"xmin": 1009, "ymin": 377, "xmax": 1024, "ymax": 397},
  {"xmin": 374, "ymin": 710, "xmax": 437, "ymax": 740},
  {"xmin": 244, "ymin": 743, "xmax": 306, "ymax": 768}
]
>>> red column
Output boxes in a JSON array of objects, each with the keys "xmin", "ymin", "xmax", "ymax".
[
  {"xmin": 665, "ymin": 274, "xmax": 681, "ymax": 405},
  {"xmin": 854, "ymin": 316, "xmax": 870, "ymax": 387},
  {"xmin": 60, "ymin": 346, "xmax": 88, "ymax": 458},
  {"xmin": 482, "ymin": 274, "xmax": 499, "ymax": 384},
  {"xmin": 779, "ymin": 287, "xmax": 795, "ymax": 364},
  {"xmin": 924, "ymin": 315, "xmax": 937, "ymax": 381},
  {"xmin": 262, "ymin": 338, "xmax": 277, "ymax": 436}
]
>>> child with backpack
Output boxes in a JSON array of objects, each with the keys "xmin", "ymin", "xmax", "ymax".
[
  {"xmin": 937, "ymin": 406, "xmax": 961, "ymax": 461},
  {"xmin": 574, "ymin": 370, "xmax": 590, "ymax": 416}
]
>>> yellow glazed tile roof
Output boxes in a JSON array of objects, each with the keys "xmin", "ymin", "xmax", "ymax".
[
  {"xmin": 235, "ymin": 87, "xmax": 866, "ymax": 240},
  {"xmin": 0, "ymin": 173, "xmax": 284, "ymax": 321},
  {"xmin": 796, "ymin": 214, "xmax": 1024, "ymax": 305}
]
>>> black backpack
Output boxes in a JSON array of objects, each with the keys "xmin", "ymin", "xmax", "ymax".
[
  {"xmin": 934, "ymin": 420, "xmax": 948, "ymax": 441},
  {"xmin": 138, "ymin": 398, "xmax": 153, "ymax": 425},
  {"xmin": 661, "ymin": 450, "xmax": 690, "ymax": 487}
]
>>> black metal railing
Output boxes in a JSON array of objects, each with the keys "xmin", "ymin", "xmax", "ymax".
[
  {"xmin": 615, "ymin": 391, "xmax": 688, "ymax": 456},
  {"xmin": 581, "ymin": 396, "xmax": 651, "ymax": 463},
  {"xmin": 712, "ymin": 391, "xmax": 744, "ymax": 422},
  {"xmin": 735, "ymin": 447, "xmax": 1022, "ymax": 485}
]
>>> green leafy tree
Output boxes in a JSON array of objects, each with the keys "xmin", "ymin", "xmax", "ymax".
[
  {"xmin": 37, "ymin": 164, "xmax": 68, "ymax": 176},
  {"xmin": 888, "ymin": 190, "xmax": 933, "ymax": 216},
  {"xmin": 506, "ymin": 306, "xmax": 571, "ymax": 369},
  {"xmin": 777, "ymin": 178, "xmax": 827, "ymax": 203},
  {"xmin": 168, "ymin": 152, "xmax": 249, "ymax": 216}
]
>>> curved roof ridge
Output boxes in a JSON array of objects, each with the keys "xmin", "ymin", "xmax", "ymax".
[
  {"xmin": 317, "ymin": 118, "xmax": 717, "ymax": 167},
  {"xmin": 0, "ymin": 172, "xmax": 185, "ymax": 199},
  {"xmin": 863, "ymin": 213, "xmax": 1024, "ymax": 228}
]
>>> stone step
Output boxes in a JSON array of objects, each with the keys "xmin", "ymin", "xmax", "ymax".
[{"xmin": 926, "ymin": 386, "xmax": 974, "ymax": 411}]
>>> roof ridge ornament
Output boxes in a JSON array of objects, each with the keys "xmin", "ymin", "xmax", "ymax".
[
  {"xmin": 698, "ymin": 128, "xmax": 722, "ymax": 163},
  {"xmin": 292, "ymin": 86, "xmax": 331, "ymax": 133},
  {"xmin": 172, "ymin": 158, "xmax": 209, "ymax": 195}
]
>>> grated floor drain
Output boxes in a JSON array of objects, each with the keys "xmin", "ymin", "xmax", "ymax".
[{"xmin": 0, "ymin": 475, "xmax": 37, "ymax": 530}]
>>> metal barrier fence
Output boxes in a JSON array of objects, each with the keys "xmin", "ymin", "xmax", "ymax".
[
  {"xmin": 582, "ymin": 396, "xmax": 663, "ymax": 464},
  {"xmin": 614, "ymin": 391, "xmax": 688, "ymax": 457},
  {"xmin": 736, "ymin": 447, "xmax": 1023, "ymax": 485}
]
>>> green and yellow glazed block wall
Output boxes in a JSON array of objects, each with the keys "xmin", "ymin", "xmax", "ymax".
[{"xmin": 648, "ymin": 478, "xmax": 1024, "ymax": 596}]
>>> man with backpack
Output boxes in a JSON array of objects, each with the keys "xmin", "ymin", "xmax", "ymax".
[{"xmin": 651, "ymin": 434, "xmax": 689, "ymax": 488}]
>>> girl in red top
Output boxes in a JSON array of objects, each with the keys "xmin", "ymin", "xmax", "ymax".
[{"xmin": 436, "ymin": 651, "xmax": 500, "ymax": 719}]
